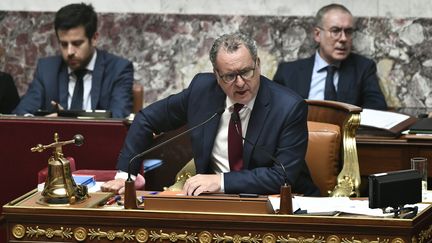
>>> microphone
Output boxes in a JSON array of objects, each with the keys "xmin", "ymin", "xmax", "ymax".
[
  {"xmin": 123, "ymin": 107, "xmax": 225, "ymax": 209},
  {"xmin": 231, "ymin": 112, "xmax": 292, "ymax": 214}
]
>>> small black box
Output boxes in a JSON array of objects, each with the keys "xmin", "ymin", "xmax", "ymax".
[{"xmin": 369, "ymin": 169, "xmax": 422, "ymax": 209}]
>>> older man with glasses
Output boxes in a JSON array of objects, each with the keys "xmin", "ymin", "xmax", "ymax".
[
  {"xmin": 274, "ymin": 3, "xmax": 387, "ymax": 110},
  {"xmin": 101, "ymin": 32, "xmax": 319, "ymax": 197}
]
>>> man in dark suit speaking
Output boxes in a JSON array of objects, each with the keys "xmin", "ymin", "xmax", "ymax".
[
  {"xmin": 102, "ymin": 32, "xmax": 319, "ymax": 196},
  {"xmin": 273, "ymin": 4, "xmax": 387, "ymax": 110},
  {"xmin": 14, "ymin": 3, "xmax": 133, "ymax": 118}
]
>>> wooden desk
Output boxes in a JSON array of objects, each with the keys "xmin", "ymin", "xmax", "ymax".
[
  {"xmin": 357, "ymin": 136, "xmax": 432, "ymax": 177},
  {"xmin": 0, "ymin": 116, "xmax": 129, "ymax": 214},
  {"xmin": 3, "ymin": 190, "xmax": 432, "ymax": 243}
]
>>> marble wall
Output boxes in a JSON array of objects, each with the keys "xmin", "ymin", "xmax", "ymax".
[{"xmin": 1, "ymin": 11, "xmax": 431, "ymax": 108}]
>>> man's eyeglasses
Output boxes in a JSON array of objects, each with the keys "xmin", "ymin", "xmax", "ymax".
[
  {"xmin": 317, "ymin": 26, "xmax": 355, "ymax": 39},
  {"xmin": 216, "ymin": 61, "xmax": 256, "ymax": 84}
]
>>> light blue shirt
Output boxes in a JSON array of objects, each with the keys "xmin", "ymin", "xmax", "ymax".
[{"xmin": 308, "ymin": 51, "xmax": 340, "ymax": 100}]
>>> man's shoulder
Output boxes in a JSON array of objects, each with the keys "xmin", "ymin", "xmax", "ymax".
[
  {"xmin": 37, "ymin": 55, "xmax": 63, "ymax": 65},
  {"xmin": 346, "ymin": 52, "xmax": 375, "ymax": 65},
  {"xmin": 262, "ymin": 76, "xmax": 304, "ymax": 102},
  {"xmin": 97, "ymin": 49, "xmax": 132, "ymax": 66},
  {"xmin": 278, "ymin": 55, "xmax": 314, "ymax": 68}
]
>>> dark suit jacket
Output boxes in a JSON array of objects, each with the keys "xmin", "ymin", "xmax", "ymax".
[
  {"xmin": 273, "ymin": 53, "xmax": 387, "ymax": 110},
  {"xmin": 117, "ymin": 73, "xmax": 319, "ymax": 196},
  {"xmin": 0, "ymin": 72, "xmax": 20, "ymax": 114},
  {"xmin": 13, "ymin": 49, "xmax": 133, "ymax": 118}
]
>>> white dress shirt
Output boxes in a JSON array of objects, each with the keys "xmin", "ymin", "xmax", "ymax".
[
  {"xmin": 67, "ymin": 51, "xmax": 97, "ymax": 110},
  {"xmin": 309, "ymin": 51, "xmax": 340, "ymax": 100},
  {"xmin": 211, "ymin": 96, "xmax": 256, "ymax": 191}
]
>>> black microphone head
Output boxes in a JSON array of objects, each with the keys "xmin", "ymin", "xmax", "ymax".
[{"xmin": 73, "ymin": 134, "xmax": 84, "ymax": 146}]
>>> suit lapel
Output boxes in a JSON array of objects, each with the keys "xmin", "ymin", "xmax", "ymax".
[
  {"xmin": 201, "ymin": 88, "xmax": 226, "ymax": 171},
  {"xmin": 243, "ymin": 76, "xmax": 270, "ymax": 168},
  {"xmin": 91, "ymin": 50, "xmax": 104, "ymax": 109},
  {"xmin": 337, "ymin": 55, "xmax": 355, "ymax": 101},
  {"xmin": 58, "ymin": 65, "xmax": 69, "ymax": 109},
  {"xmin": 297, "ymin": 55, "xmax": 315, "ymax": 98}
]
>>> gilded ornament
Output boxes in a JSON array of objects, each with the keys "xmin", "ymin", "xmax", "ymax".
[
  {"xmin": 198, "ymin": 231, "xmax": 212, "ymax": 243},
  {"xmin": 390, "ymin": 238, "xmax": 405, "ymax": 243},
  {"xmin": 73, "ymin": 227, "xmax": 87, "ymax": 241},
  {"xmin": 12, "ymin": 224, "xmax": 25, "ymax": 239},
  {"xmin": 417, "ymin": 225, "xmax": 432, "ymax": 243},
  {"xmin": 45, "ymin": 228, "xmax": 55, "ymax": 238},
  {"xmin": 262, "ymin": 233, "xmax": 276, "ymax": 243},
  {"xmin": 135, "ymin": 229, "xmax": 149, "ymax": 243},
  {"xmin": 278, "ymin": 234, "xmax": 325, "ymax": 243},
  {"xmin": 107, "ymin": 230, "xmax": 116, "ymax": 240},
  {"xmin": 327, "ymin": 235, "xmax": 341, "ymax": 243}
]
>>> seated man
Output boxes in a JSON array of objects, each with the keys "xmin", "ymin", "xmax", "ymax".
[
  {"xmin": 14, "ymin": 3, "xmax": 133, "ymax": 118},
  {"xmin": 273, "ymin": 3, "xmax": 387, "ymax": 110},
  {"xmin": 102, "ymin": 32, "xmax": 319, "ymax": 196},
  {"xmin": 0, "ymin": 71, "xmax": 20, "ymax": 114}
]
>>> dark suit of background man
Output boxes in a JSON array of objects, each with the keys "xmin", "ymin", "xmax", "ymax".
[
  {"xmin": 101, "ymin": 32, "xmax": 319, "ymax": 196},
  {"xmin": 0, "ymin": 72, "xmax": 20, "ymax": 114},
  {"xmin": 13, "ymin": 3, "xmax": 133, "ymax": 118},
  {"xmin": 273, "ymin": 4, "xmax": 387, "ymax": 110}
]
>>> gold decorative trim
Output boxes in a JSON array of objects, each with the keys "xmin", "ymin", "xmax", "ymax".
[
  {"xmin": 340, "ymin": 237, "xmax": 392, "ymax": 243},
  {"xmin": 199, "ymin": 231, "xmax": 213, "ymax": 243},
  {"xmin": 150, "ymin": 230, "xmax": 198, "ymax": 242},
  {"xmin": 277, "ymin": 234, "xmax": 325, "ymax": 243},
  {"xmin": 391, "ymin": 238, "xmax": 405, "ymax": 243},
  {"xmin": 73, "ymin": 227, "xmax": 87, "ymax": 241},
  {"xmin": 262, "ymin": 233, "xmax": 277, "ymax": 243},
  {"xmin": 11, "ymin": 225, "xmax": 409, "ymax": 243},
  {"xmin": 327, "ymin": 235, "xmax": 340, "ymax": 243},
  {"xmin": 330, "ymin": 113, "xmax": 361, "ymax": 197},
  {"xmin": 136, "ymin": 229, "xmax": 149, "ymax": 243},
  {"xmin": 416, "ymin": 224, "xmax": 432, "ymax": 243},
  {"xmin": 88, "ymin": 228, "xmax": 135, "ymax": 241},
  {"xmin": 12, "ymin": 224, "xmax": 25, "ymax": 239},
  {"xmin": 26, "ymin": 226, "xmax": 72, "ymax": 239},
  {"xmin": 213, "ymin": 233, "xmax": 261, "ymax": 243}
]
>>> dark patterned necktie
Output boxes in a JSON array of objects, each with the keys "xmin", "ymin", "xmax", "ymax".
[
  {"xmin": 228, "ymin": 103, "xmax": 244, "ymax": 171},
  {"xmin": 70, "ymin": 69, "xmax": 87, "ymax": 110},
  {"xmin": 324, "ymin": 65, "xmax": 337, "ymax": 101}
]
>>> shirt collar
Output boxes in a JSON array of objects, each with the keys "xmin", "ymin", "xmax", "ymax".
[
  {"xmin": 314, "ymin": 50, "xmax": 341, "ymax": 72},
  {"xmin": 226, "ymin": 95, "xmax": 256, "ymax": 113}
]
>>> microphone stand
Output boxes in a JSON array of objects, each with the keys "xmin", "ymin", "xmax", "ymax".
[
  {"xmin": 124, "ymin": 108, "xmax": 225, "ymax": 209},
  {"xmin": 231, "ymin": 112, "xmax": 292, "ymax": 214}
]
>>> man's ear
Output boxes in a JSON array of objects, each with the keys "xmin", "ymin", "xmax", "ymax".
[
  {"xmin": 91, "ymin": 32, "xmax": 99, "ymax": 47},
  {"xmin": 313, "ymin": 27, "xmax": 321, "ymax": 43}
]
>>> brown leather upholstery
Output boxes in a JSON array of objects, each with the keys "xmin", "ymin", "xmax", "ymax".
[
  {"xmin": 306, "ymin": 121, "xmax": 340, "ymax": 196},
  {"xmin": 132, "ymin": 83, "xmax": 144, "ymax": 113},
  {"xmin": 305, "ymin": 100, "xmax": 362, "ymax": 197}
]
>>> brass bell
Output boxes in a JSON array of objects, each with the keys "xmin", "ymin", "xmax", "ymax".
[{"xmin": 31, "ymin": 133, "xmax": 88, "ymax": 204}]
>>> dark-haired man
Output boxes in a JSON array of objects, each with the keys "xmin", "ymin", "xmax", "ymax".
[
  {"xmin": 274, "ymin": 4, "xmax": 387, "ymax": 110},
  {"xmin": 14, "ymin": 3, "xmax": 133, "ymax": 118},
  {"xmin": 101, "ymin": 32, "xmax": 319, "ymax": 197}
]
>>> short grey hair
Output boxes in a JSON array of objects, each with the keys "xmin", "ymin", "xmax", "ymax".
[
  {"xmin": 315, "ymin": 4, "xmax": 352, "ymax": 27},
  {"xmin": 209, "ymin": 32, "xmax": 257, "ymax": 68}
]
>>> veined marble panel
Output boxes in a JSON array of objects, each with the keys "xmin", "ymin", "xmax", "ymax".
[{"xmin": 1, "ymin": 11, "xmax": 431, "ymax": 108}]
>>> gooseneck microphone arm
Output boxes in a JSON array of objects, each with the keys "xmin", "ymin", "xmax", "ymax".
[
  {"xmin": 127, "ymin": 107, "xmax": 226, "ymax": 181},
  {"xmin": 231, "ymin": 112, "xmax": 289, "ymax": 186},
  {"xmin": 124, "ymin": 107, "xmax": 225, "ymax": 209}
]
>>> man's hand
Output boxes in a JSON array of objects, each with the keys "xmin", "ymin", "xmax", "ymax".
[
  {"xmin": 182, "ymin": 174, "xmax": 221, "ymax": 196},
  {"xmin": 101, "ymin": 174, "xmax": 145, "ymax": 194}
]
